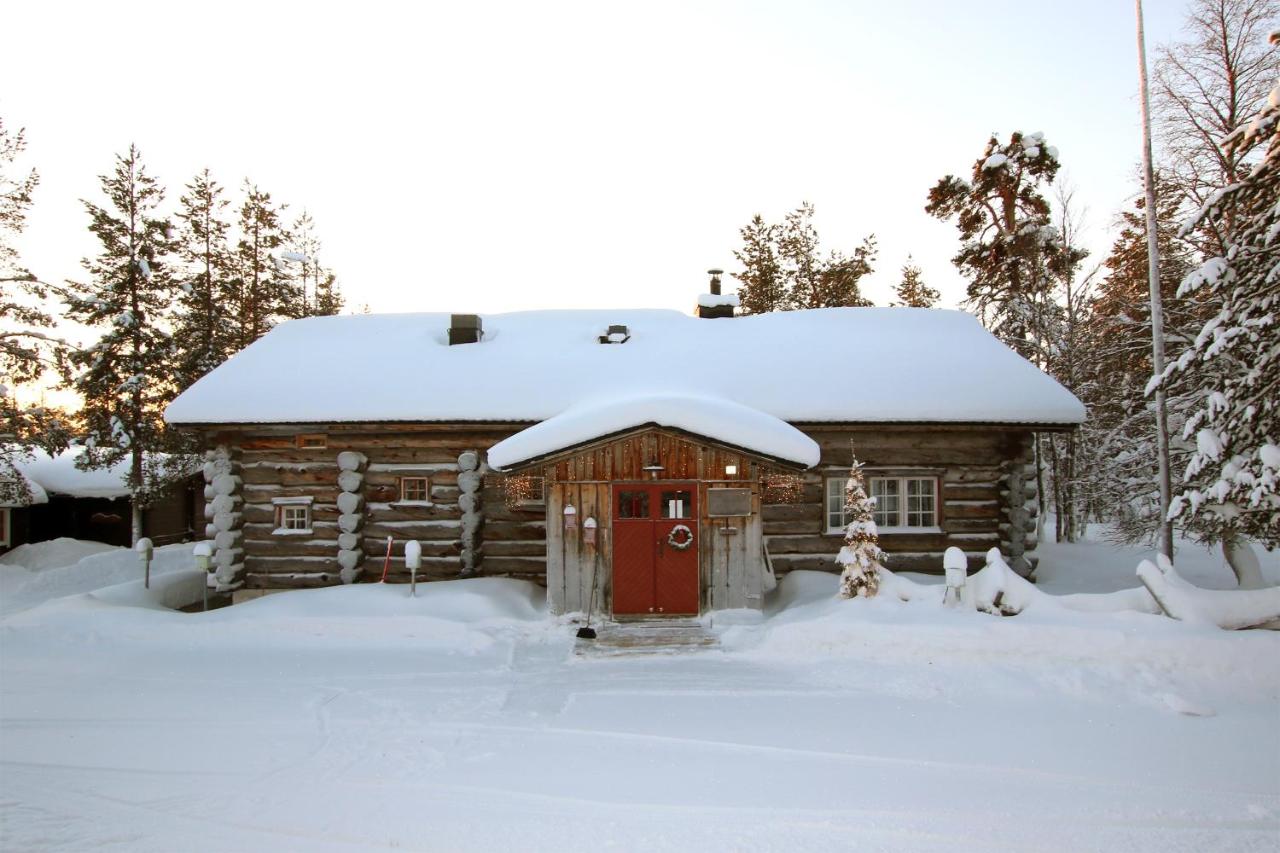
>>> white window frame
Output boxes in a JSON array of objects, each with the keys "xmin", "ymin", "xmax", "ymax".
[
  {"xmin": 272, "ymin": 496, "xmax": 314, "ymax": 535},
  {"xmin": 824, "ymin": 472, "xmax": 941, "ymax": 534},
  {"xmin": 397, "ymin": 476, "xmax": 432, "ymax": 505},
  {"xmin": 0, "ymin": 507, "xmax": 9, "ymax": 547}
]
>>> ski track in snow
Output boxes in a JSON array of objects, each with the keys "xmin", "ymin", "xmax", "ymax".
[{"xmin": 1, "ymin": 541, "xmax": 1278, "ymax": 851}]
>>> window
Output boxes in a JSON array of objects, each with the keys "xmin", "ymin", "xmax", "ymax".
[
  {"xmin": 515, "ymin": 475, "xmax": 545, "ymax": 506},
  {"xmin": 0, "ymin": 508, "xmax": 9, "ymax": 547},
  {"xmin": 617, "ymin": 490, "xmax": 649, "ymax": 519},
  {"xmin": 296, "ymin": 433, "xmax": 327, "ymax": 449},
  {"xmin": 399, "ymin": 476, "xmax": 430, "ymax": 503},
  {"xmin": 660, "ymin": 489, "xmax": 693, "ymax": 519},
  {"xmin": 825, "ymin": 474, "xmax": 938, "ymax": 533},
  {"xmin": 272, "ymin": 497, "xmax": 313, "ymax": 534}
]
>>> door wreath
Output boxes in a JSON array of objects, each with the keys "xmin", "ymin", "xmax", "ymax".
[{"xmin": 667, "ymin": 524, "xmax": 694, "ymax": 550}]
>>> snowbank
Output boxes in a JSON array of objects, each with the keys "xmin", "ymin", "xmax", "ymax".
[
  {"xmin": 165, "ymin": 308, "xmax": 1085, "ymax": 426},
  {"xmin": 0, "ymin": 537, "xmax": 116, "ymax": 571},
  {"xmin": 488, "ymin": 392, "xmax": 821, "ymax": 469},
  {"xmin": 0, "ymin": 540, "xmax": 199, "ymax": 618}
]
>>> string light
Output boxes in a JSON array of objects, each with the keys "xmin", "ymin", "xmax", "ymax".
[
  {"xmin": 501, "ymin": 474, "xmax": 543, "ymax": 508},
  {"xmin": 763, "ymin": 472, "xmax": 804, "ymax": 504}
]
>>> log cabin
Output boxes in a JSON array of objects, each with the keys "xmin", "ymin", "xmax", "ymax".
[{"xmin": 164, "ymin": 284, "xmax": 1084, "ymax": 615}]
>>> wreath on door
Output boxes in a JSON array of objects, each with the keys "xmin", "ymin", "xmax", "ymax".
[{"xmin": 667, "ymin": 524, "xmax": 694, "ymax": 550}]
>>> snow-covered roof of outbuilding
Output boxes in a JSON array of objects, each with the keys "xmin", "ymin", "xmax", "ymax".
[
  {"xmin": 164, "ymin": 308, "xmax": 1085, "ymax": 427},
  {"xmin": 16, "ymin": 449, "xmax": 135, "ymax": 499},
  {"xmin": 486, "ymin": 392, "xmax": 822, "ymax": 470}
]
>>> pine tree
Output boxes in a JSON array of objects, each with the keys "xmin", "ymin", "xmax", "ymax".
[
  {"xmin": 312, "ymin": 270, "xmax": 344, "ymax": 316},
  {"xmin": 731, "ymin": 203, "xmax": 875, "ymax": 312},
  {"xmin": 1076, "ymin": 174, "xmax": 1200, "ymax": 543},
  {"xmin": 779, "ymin": 202, "xmax": 875, "ymax": 309},
  {"xmin": 231, "ymin": 181, "xmax": 295, "ymax": 348},
  {"xmin": 891, "ymin": 256, "xmax": 940, "ymax": 307},
  {"xmin": 64, "ymin": 145, "xmax": 181, "ymax": 544},
  {"xmin": 926, "ymin": 131, "xmax": 1066, "ymax": 361},
  {"xmin": 0, "ymin": 117, "xmax": 71, "ymax": 503},
  {"xmin": 172, "ymin": 169, "xmax": 235, "ymax": 389},
  {"xmin": 731, "ymin": 214, "xmax": 785, "ymax": 314},
  {"xmin": 836, "ymin": 454, "xmax": 886, "ymax": 598},
  {"xmin": 1163, "ymin": 54, "xmax": 1280, "ymax": 560}
]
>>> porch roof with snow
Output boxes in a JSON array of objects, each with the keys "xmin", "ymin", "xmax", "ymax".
[
  {"xmin": 164, "ymin": 307, "xmax": 1086, "ymax": 428},
  {"xmin": 486, "ymin": 393, "xmax": 822, "ymax": 470}
]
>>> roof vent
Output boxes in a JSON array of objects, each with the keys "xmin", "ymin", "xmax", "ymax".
[
  {"xmin": 696, "ymin": 268, "xmax": 737, "ymax": 319},
  {"xmin": 598, "ymin": 324, "xmax": 630, "ymax": 344},
  {"xmin": 449, "ymin": 314, "xmax": 483, "ymax": 345}
]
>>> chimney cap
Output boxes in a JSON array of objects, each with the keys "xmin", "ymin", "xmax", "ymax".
[{"xmin": 707, "ymin": 268, "xmax": 724, "ymax": 276}]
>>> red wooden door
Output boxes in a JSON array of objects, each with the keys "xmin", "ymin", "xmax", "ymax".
[{"xmin": 611, "ymin": 484, "xmax": 699, "ymax": 616}]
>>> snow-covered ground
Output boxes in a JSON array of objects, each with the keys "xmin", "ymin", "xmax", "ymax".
[{"xmin": 1, "ymin": 535, "xmax": 1277, "ymax": 852}]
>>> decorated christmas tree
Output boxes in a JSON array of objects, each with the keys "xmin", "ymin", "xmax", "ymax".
[{"xmin": 836, "ymin": 455, "xmax": 886, "ymax": 598}]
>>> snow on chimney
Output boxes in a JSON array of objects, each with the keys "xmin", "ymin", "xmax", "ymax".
[{"xmin": 696, "ymin": 268, "xmax": 738, "ymax": 319}]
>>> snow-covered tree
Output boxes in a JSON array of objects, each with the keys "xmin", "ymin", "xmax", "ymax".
[
  {"xmin": 231, "ymin": 181, "xmax": 295, "ymax": 349},
  {"xmin": 926, "ymin": 131, "xmax": 1066, "ymax": 361},
  {"xmin": 1162, "ymin": 54, "xmax": 1280, "ymax": 577},
  {"xmin": 1156, "ymin": 0, "xmax": 1280, "ymax": 255},
  {"xmin": 285, "ymin": 209, "xmax": 344, "ymax": 317},
  {"xmin": 172, "ymin": 169, "xmax": 236, "ymax": 390},
  {"xmin": 64, "ymin": 145, "xmax": 181, "ymax": 544},
  {"xmin": 0, "ymin": 117, "xmax": 71, "ymax": 503},
  {"xmin": 732, "ymin": 214, "xmax": 785, "ymax": 314},
  {"xmin": 836, "ymin": 455, "xmax": 886, "ymax": 599},
  {"xmin": 1076, "ymin": 174, "xmax": 1201, "ymax": 544},
  {"xmin": 891, "ymin": 256, "xmax": 939, "ymax": 307}
]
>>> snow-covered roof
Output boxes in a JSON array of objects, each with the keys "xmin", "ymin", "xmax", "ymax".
[
  {"xmin": 1, "ymin": 458, "xmax": 49, "ymax": 507},
  {"xmin": 15, "ymin": 449, "xmax": 136, "ymax": 499},
  {"xmin": 487, "ymin": 392, "xmax": 821, "ymax": 470},
  {"xmin": 165, "ymin": 308, "xmax": 1085, "ymax": 427}
]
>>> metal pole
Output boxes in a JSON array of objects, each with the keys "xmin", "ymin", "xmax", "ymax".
[{"xmin": 1135, "ymin": 0, "xmax": 1175, "ymax": 559}]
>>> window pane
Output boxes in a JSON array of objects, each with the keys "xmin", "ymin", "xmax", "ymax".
[
  {"xmin": 617, "ymin": 490, "xmax": 649, "ymax": 519},
  {"xmin": 870, "ymin": 479, "xmax": 900, "ymax": 528},
  {"xmin": 660, "ymin": 490, "xmax": 692, "ymax": 519},
  {"xmin": 906, "ymin": 478, "xmax": 936, "ymax": 527},
  {"xmin": 401, "ymin": 478, "xmax": 429, "ymax": 502},
  {"xmin": 826, "ymin": 478, "xmax": 847, "ymax": 530}
]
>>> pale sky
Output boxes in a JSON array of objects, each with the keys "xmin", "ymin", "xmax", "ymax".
[{"xmin": 7, "ymin": 0, "xmax": 1187, "ymax": 320}]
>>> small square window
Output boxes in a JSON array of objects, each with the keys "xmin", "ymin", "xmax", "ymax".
[
  {"xmin": 514, "ymin": 476, "xmax": 546, "ymax": 506},
  {"xmin": 296, "ymin": 434, "xmax": 327, "ymax": 449},
  {"xmin": 399, "ymin": 477, "xmax": 430, "ymax": 503},
  {"xmin": 273, "ymin": 497, "xmax": 313, "ymax": 534}
]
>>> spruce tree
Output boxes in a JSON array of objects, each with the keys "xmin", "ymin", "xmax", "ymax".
[
  {"xmin": 64, "ymin": 145, "xmax": 181, "ymax": 544},
  {"xmin": 1163, "ymin": 56, "xmax": 1280, "ymax": 560},
  {"xmin": 172, "ymin": 169, "xmax": 235, "ymax": 389},
  {"xmin": 231, "ymin": 181, "xmax": 295, "ymax": 348},
  {"xmin": 731, "ymin": 214, "xmax": 785, "ymax": 314},
  {"xmin": 0, "ymin": 117, "xmax": 71, "ymax": 503},
  {"xmin": 926, "ymin": 131, "xmax": 1066, "ymax": 360},
  {"xmin": 836, "ymin": 455, "xmax": 886, "ymax": 598},
  {"xmin": 891, "ymin": 256, "xmax": 940, "ymax": 307}
]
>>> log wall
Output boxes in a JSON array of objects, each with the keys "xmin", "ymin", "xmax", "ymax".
[
  {"xmin": 766, "ymin": 425, "xmax": 1037, "ymax": 575},
  {"xmin": 219, "ymin": 424, "xmax": 544, "ymax": 589},
  {"xmin": 200, "ymin": 421, "xmax": 1042, "ymax": 593}
]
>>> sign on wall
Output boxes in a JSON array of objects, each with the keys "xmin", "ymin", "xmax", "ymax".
[{"xmin": 707, "ymin": 488, "xmax": 752, "ymax": 517}]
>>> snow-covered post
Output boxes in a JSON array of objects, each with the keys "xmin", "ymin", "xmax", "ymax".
[
  {"xmin": 336, "ymin": 451, "xmax": 368, "ymax": 584},
  {"xmin": 943, "ymin": 546, "xmax": 970, "ymax": 609},
  {"xmin": 458, "ymin": 450, "xmax": 484, "ymax": 577},
  {"xmin": 135, "ymin": 537, "xmax": 153, "ymax": 589},
  {"xmin": 193, "ymin": 541, "xmax": 213, "ymax": 610},
  {"xmin": 405, "ymin": 540, "xmax": 422, "ymax": 597},
  {"xmin": 204, "ymin": 445, "xmax": 246, "ymax": 592}
]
